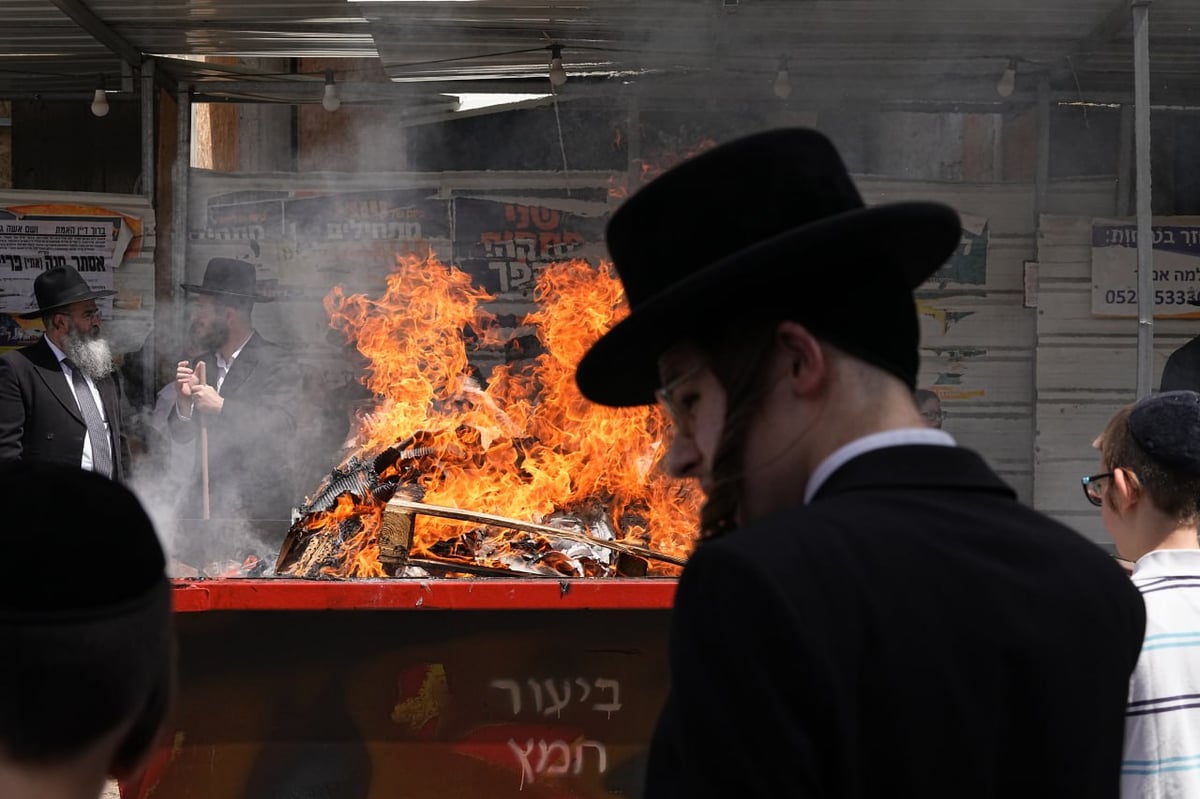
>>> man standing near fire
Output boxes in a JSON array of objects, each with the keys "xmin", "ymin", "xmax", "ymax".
[
  {"xmin": 0, "ymin": 264, "xmax": 130, "ymax": 480},
  {"xmin": 574, "ymin": 128, "xmax": 1146, "ymax": 798},
  {"xmin": 169, "ymin": 258, "xmax": 300, "ymax": 544}
]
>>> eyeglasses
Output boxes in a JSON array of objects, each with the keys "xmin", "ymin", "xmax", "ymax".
[
  {"xmin": 1081, "ymin": 472, "xmax": 1114, "ymax": 507},
  {"xmin": 920, "ymin": 410, "xmax": 944, "ymax": 423},
  {"xmin": 655, "ymin": 366, "xmax": 703, "ymax": 436}
]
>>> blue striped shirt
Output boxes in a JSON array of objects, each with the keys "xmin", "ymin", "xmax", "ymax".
[{"xmin": 1122, "ymin": 549, "xmax": 1200, "ymax": 798}]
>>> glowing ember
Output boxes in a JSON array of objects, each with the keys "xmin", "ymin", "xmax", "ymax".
[{"xmin": 301, "ymin": 254, "xmax": 699, "ymax": 577}]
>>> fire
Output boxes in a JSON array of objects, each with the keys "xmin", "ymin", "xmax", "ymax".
[{"xmin": 311, "ymin": 254, "xmax": 700, "ymax": 577}]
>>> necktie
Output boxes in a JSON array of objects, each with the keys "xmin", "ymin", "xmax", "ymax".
[{"xmin": 64, "ymin": 359, "xmax": 113, "ymax": 478}]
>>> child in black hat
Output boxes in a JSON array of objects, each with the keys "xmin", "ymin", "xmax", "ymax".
[
  {"xmin": 1090, "ymin": 390, "xmax": 1200, "ymax": 798},
  {"xmin": 576, "ymin": 128, "xmax": 1145, "ymax": 798},
  {"xmin": 0, "ymin": 462, "xmax": 175, "ymax": 798}
]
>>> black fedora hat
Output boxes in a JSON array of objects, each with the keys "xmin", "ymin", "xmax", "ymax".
[
  {"xmin": 17, "ymin": 265, "xmax": 117, "ymax": 319},
  {"xmin": 574, "ymin": 128, "xmax": 963, "ymax": 407},
  {"xmin": 181, "ymin": 258, "xmax": 274, "ymax": 302}
]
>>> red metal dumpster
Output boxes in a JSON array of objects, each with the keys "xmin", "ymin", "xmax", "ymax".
[{"xmin": 122, "ymin": 578, "xmax": 675, "ymax": 799}]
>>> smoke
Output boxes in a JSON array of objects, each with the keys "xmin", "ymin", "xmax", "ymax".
[{"xmin": 124, "ymin": 292, "xmax": 355, "ymax": 577}]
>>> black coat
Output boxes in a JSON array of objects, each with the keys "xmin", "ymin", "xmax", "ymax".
[
  {"xmin": 1159, "ymin": 335, "xmax": 1200, "ymax": 392},
  {"xmin": 0, "ymin": 336, "xmax": 129, "ymax": 480},
  {"xmin": 645, "ymin": 444, "xmax": 1146, "ymax": 799},
  {"xmin": 168, "ymin": 331, "xmax": 301, "ymax": 528}
]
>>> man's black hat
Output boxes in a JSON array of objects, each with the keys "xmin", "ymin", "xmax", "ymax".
[
  {"xmin": 574, "ymin": 128, "xmax": 963, "ymax": 407},
  {"xmin": 181, "ymin": 258, "xmax": 274, "ymax": 302},
  {"xmin": 17, "ymin": 265, "xmax": 117, "ymax": 319},
  {"xmin": 1129, "ymin": 390, "xmax": 1200, "ymax": 476}
]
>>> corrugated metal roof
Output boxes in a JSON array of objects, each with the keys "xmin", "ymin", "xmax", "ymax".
[{"xmin": 0, "ymin": 0, "xmax": 1198, "ymax": 105}]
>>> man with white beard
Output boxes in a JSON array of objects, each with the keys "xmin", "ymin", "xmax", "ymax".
[{"xmin": 0, "ymin": 265, "xmax": 129, "ymax": 480}]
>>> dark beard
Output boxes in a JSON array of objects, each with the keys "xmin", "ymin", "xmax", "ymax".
[
  {"xmin": 190, "ymin": 318, "xmax": 228, "ymax": 354},
  {"xmin": 62, "ymin": 329, "xmax": 115, "ymax": 381}
]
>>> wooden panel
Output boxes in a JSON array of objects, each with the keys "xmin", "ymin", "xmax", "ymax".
[
  {"xmin": 858, "ymin": 180, "xmax": 1035, "ymax": 235},
  {"xmin": 1033, "ymin": 459, "xmax": 1111, "ymax": 545},
  {"xmin": 0, "ymin": 101, "xmax": 11, "ymax": 190},
  {"xmin": 859, "ymin": 179, "xmax": 1040, "ymax": 504},
  {"xmin": 1032, "ymin": 209, "xmax": 1200, "ymax": 538}
]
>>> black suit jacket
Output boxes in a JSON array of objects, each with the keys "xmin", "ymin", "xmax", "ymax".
[
  {"xmin": 645, "ymin": 444, "xmax": 1146, "ymax": 799},
  {"xmin": 1159, "ymin": 335, "xmax": 1200, "ymax": 392},
  {"xmin": 169, "ymin": 331, "xmax": 301, "ymax": 528},
  {"xmin": 0, "ymin": 336, "xmax": 128, "ymax": 480}
]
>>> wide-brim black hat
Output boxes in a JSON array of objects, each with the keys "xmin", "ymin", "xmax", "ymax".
[
  {"xmin": 181, "ymin": 258, "xmax": 274, "ymax": 302},
  {"xmin": 575, "ymin": 128, "xmax": 963, "ymax": 407},
  {"xmin": 17, "ymin": 265, "xmax": 117, "ymax": 319}
]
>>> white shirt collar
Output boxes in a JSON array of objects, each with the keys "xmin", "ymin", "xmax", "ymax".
[
  {"xmin": 217, "ymin": 331, "xmax": 254, "ymax": 371},
  {"xmin": 44, "ymin": 335, "xmax": 68, "ymax": 365},
  {"xmin": 804, "ymin": 427, "xmax": 957, "ymax": 504},
  {"xmin": 1132, "ymin": 548, "xmax": 1200, "ymax": 579}
]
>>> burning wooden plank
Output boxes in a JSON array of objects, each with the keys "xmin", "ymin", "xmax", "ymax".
[{"xmin": 384, "ymin": 499, "xmax": 685, "ymax": 568}]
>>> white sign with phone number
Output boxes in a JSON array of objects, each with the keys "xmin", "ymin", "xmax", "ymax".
[{"xmin": 1091, "ymin": 218, "xmax": 1200, "ymax": 317}]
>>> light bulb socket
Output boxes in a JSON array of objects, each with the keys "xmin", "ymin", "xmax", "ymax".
[
  {"xmin": 772, "ymin": 57, "xmax": 791, "ymax": 100},
  {"xmin": 996, "ymin": 59, "xmax": 1017, "ymax": 98},
  {"xmin": 90, "ymin": 83, "xmax": 109, "ymax": 118},
  {"xmin": 548, "ymin": 45, "xmax": 568, "ymax": 88},
  {"xmin": 322, "ymin": 70, "xmax": 341, "ymax": 111}
]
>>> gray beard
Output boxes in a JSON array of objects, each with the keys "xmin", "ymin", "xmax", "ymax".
[{"xmin": 62, "ymin": 331, "xmax": 115, "ymax": 382}]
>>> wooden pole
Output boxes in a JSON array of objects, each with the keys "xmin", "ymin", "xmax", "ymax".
[
  {"xmin": 1132, "ymin": 0, "xmax": 1155, "ymax": 399},
  {"xmin": 195, "ymin": 361, "xmax": 210, "ymax": 520}
]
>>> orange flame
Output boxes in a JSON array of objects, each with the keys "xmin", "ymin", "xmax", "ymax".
[{"xmin": 316, "ymin": 254, "xmax": 700, "ymax": 577}]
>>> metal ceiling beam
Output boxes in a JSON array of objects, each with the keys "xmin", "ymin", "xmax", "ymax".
[
  {"xmin": 1046, "ymin": 0, "xmax": 1135, "ymax": 85},
  {"xmin": 44, "ymin": 0, "xmax": 143, "ymax": 68},
  {"xmin": 1075, "ymin": 0, "xmax": 1137, "ymax": 56}
]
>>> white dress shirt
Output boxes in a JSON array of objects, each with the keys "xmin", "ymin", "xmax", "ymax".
[
  {"xmin": 804, "ymin": 427, "xmax": 957, "ymax": 503},
  {"xmin": 44, "ymin": 336, "xmax": 109, "ymax": 472},
  {"xmin": 215, "ymin": 331, "xmax": 254, "ymax": 393}
]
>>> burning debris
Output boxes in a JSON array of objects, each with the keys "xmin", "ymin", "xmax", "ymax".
[{"xmin": 273, "ymin": 255, "xmax": 699, "ymax": 580}]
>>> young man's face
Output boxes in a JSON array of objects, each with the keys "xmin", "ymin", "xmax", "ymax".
[
  {"xmin": 657, "ymin": 346, "xmax": 727, "ymax": 497},
  {"xmin": 919, "ymin": 395, "xmax": 943, "ymax": 429},
  {"xmin": 1091, "ymin": 448, "xmax": 1134, "ymax": 560}
]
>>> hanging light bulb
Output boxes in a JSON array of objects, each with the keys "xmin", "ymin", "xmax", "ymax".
[
  {"xmin": 322, "ymin": 70, "xmax": 341, "ymax": 112},
  {"xmin": 772, "ymin": 57, "xmax": 791, "ymax": 100},
  {"xmin": 996, "ymin": 59, "xmax": 1017, "ymax": 98},
  {"xmin": 90, "ymin": 76, "xmax": 109, "ymax": 118},
  {"xmin": 548, "ymin": 45, "xmax": 568, "ymax": 88}
]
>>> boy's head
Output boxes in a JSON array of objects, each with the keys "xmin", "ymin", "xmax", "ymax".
[
  {"xmin": 0, "ymin": 464, "xmax": 175, "ymax": 795},
  {"xmin": 1093, "ymin": 391, "xmax": 1200, "ymax": 558}
]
